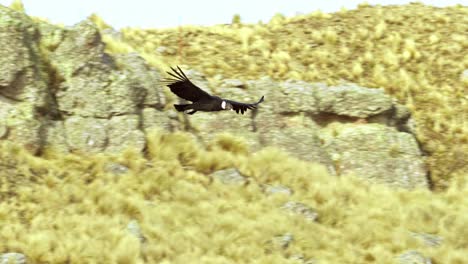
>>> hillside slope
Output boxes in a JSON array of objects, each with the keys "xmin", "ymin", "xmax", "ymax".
[
  {"xmin": 0, "ymin": 2, "xmax": 467, "ymax": 264},
  {"xmin": 118, "ymin": 3, "xmax": 468, "ymax": 188}
]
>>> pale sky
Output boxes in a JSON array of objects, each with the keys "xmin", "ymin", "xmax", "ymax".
[{"xmin": 0, "ymin": 0, "xmax": 466, "ymax": 29}]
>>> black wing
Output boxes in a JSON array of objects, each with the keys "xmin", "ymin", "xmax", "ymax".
[
  {"xmin": 163, "ymin": 66, "xmax": 212, "ymax": 102},
  {"xmin": 226, "ymin": 96, "xmax": 265, "ymax": 115}
]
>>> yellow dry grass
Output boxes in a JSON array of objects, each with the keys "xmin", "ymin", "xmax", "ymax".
[{"xmin": 0, "ymin": 131, "xmax": 467, "ymax": 263}]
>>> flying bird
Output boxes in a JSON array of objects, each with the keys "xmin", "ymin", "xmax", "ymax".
[{"xmin": 163, "ymin": 66, "xmax": 264, "ymax": 115}]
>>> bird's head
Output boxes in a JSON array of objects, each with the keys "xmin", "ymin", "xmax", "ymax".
[{"xmin": 221, "ymin": 100, "xmax": 233, "ymax": 110}]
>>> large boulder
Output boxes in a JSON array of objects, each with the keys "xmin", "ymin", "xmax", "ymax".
[
  {"xmin": 178, "ymin": 72, "xmax": 428, "ymax": 188},
  {"xmin": 62, "ymin": 115, "xmax": 145, "ymax": 154},
  {"xmin": 49, "ymin": 21, "xmax": 146, "ymax": 118},
  {"xmin": 256, "ymin": 112, "xmax": 336, "ymax": 174},
  {"xmin": 45, "ymin": 21, "xmax": 151, "ymax": 153},
  {"xmin": 0, "ymin": 6, "xmax": 49, "ymax": 153},
  {"xmin": 0, "ymin": 252, "xmax": 26, "ymax": 264},
  {"xmin": 42, "ymin": 20, "xmax": 170, "ymax": 153},
  {"xmin": 0, "ymin": 9, "xmax": 171, "ymax": 154},
  {"xmin": 321, "ymin": 123, "xmax": 428, "ymax": 189},
  {"xmin": 49, "ymin": 20, "xmax": 112, "ymax": 80},
  {"xmin": 314, "ymin": 83, "xmax": 394, "ymax": 118},
  {"xmin": 275, "ymin": 80, "xmax": 320, "ymax": 114},
  {"xmin": 0, "ymin": 6, "xmax": 47, "ymax": 104},
  {"xmin": 114, "ymin": 52, "xmax": 166, "ymax": 109}
]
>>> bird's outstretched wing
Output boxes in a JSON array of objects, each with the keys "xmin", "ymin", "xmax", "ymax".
[
  {"xmin": 163, "ymin": 66, "xmax": 212, "ymax": 102},
  {"xmin": 226, "ymin": 96, "xmax": 265, "ymax": 115}
]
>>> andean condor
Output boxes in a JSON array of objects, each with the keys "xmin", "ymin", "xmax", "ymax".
[{"xmin": 163, "ymin": 66, "xmax": 264, "ymax": 115}]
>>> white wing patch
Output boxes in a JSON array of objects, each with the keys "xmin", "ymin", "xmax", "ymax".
[{"xmin": 221, "ymin": 101, "xmax": 226, "ymax": 109}]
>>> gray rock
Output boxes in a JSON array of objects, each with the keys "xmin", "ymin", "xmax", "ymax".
[
  {"xmin": 368, "ymin": 102, "xmax": 414, "ymax": 133},
  {"xmin": 105, "ymin": 74, "xmax": 146, "ymax": 116},
  {"xmin": 37, "ymin": 19, "xmax": 168, "ymax": 154},
  {"xmin": 315, "ymin": 83, "xmax": 393, "ymax": 118},
  {"xmin": 105, "ymin": 162, "xmax": 129, "ymax": 175},
  {"xmin": 142, "ymin": 107, "xmax": 175, "ymax": 132},
  {"xmin": 245, "ymin": 76, "xmax": 280, "ymax": 98},
  {"xmin": 54, "ymin": 65, "xmax": 145, "ymax": 118},
  {"xmin": 392, "ymin": 103, "xmax": 412, "ymax": 122},
  {"xmin": 263, "ymin": 184, "xmax": 293, "ymax": 196},
  {"xmin": 321, "ymin": 123, "xmax": 428, "ymax": 189},
  {"xmin": 42, "ymin": 120, "xmax": 69, "ymax": 153},
  {"xmin": 410, "ymin": 232, "xmax": 443, "ymax": 247},
  {"xmin": 127, "ymin": 219, "xmax": 146, "ymax": 243},
  {"xmin": 50, "ymin": 20, "xmax": 112, "ymax": 79},
  {"xmin": 323, "ymin": 124, "xmax": 422, "ymax": 155},
  {"xmin": 63, "ymin": 115, "xmax": 145, "ymax": 153},
  {"xmin": 0, "ymin": 6, "xmax": 48, "ymax": 105},
  {"xmin": 249, "ymin": 79, "xmax": 335, "ymax": 172},
  {"xmin": 187, "ymin": 109, "xmax": 259, "ymax": 150},
  {"xmin": 245, "ymin": 77, "xmax": 282, "ymax": 116},
  {"xmin": 106, "ymin": 114, "xmax": 145, "ymax": 153},
  {"xmin": 216, "ymin": 86, "xmax": 260, "ymax": 106},
  {"xmin": 278, "ymin": 80, "xmax": 320, "ymax": 114},
  {"xmin": 270, "ymin": 233, "xmax": 294, "ymax": 250},
  {"xmin": 37, "ymin": 20, "xmax": 65, "ymax": 51},
  {"xmin": 3, "ymin": 103, "xmax": 43, "ymax": 153},
  {"xmin": 54, "ymin": 64, "xmax": 110, "ymax": 117},
  {"xmin": 0, "ymin": 6, "xmax": 50, "ymax": 153},
  {"xmin": 64, "ymin": 116, "xmax": 107, "ymax": 153},
  {"xmin": 461, "ymin": 69, "xmax": 468, "ymax": 82},
  {"xmin": 289, "ymin": 254, "xmax": 318, "ymax": 264},
  {"xmin": 101, "ymin": 27, "xmax": 121, "ymax": 40},
  {"xmin": 210, "ymin": 168, "xmax": 247, "ymax": 185},
  {"xmin": 50, "ymin": 21, "xmax": 146, "ymax": 119},
  {"xmin": 114, "ymin": 52, "xmax": 166, "ymax": 109},
  {"xmin": 0, "ymin": 253, "xmax": 26, "ymax": 264},
  {"xmin": 282, "ymin": 201, "xmax": 318, "ymax": 222},
  {"xmin": 256, "ymin": 112, "xmax": 336, "ymax": 174},
  {"xmin": 398, "ymin": 250, "xmax": 432, "ymax": 264}
]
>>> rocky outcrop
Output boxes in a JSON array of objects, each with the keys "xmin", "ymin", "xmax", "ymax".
[
  {"xmin": 186, "ymin": 77, "xmax": 428, "ymax": 188},
  {"xmin": 0, "ymin": 253, "xmax": 26, "ymax": 264},
  {"xmin": 45, "ymin": 21, "xmax": 168, "ymax": 154},
  {"xmin": 398, "ymin": 250, "xmax": 432, "ymax": 264},
  {"xmin": 281, "ymin": 201, "xmax": 318, "ymax": 222},
  {"xmin": 322, "ymin": 124, "xmax": 427, "ymax": 188},
  {"xmin": 410, "ymin": 232, "xmax": 443, "ymax": 247},
  {"xmin": 0, "ymin": 6, "xmax": 429, "ymax": 189},
  {"xmin": 210, "ymin": 168, "xmax": 248, "ymax": 185},
  {"xmin": 0, "ymin": 6, "xmax": 49, "ymax": 153},
  {"xmin": 127, "ymin": 219, "xmax": 147, "ymax": 243},
  {"xmin": 0, "ymin": 6, "xmax": 170, "ymax": 154}
]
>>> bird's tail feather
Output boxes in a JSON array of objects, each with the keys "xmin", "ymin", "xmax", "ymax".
[{"xmin": 174, "ymin": 104, "xmax": 190, "ymax": 112}]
